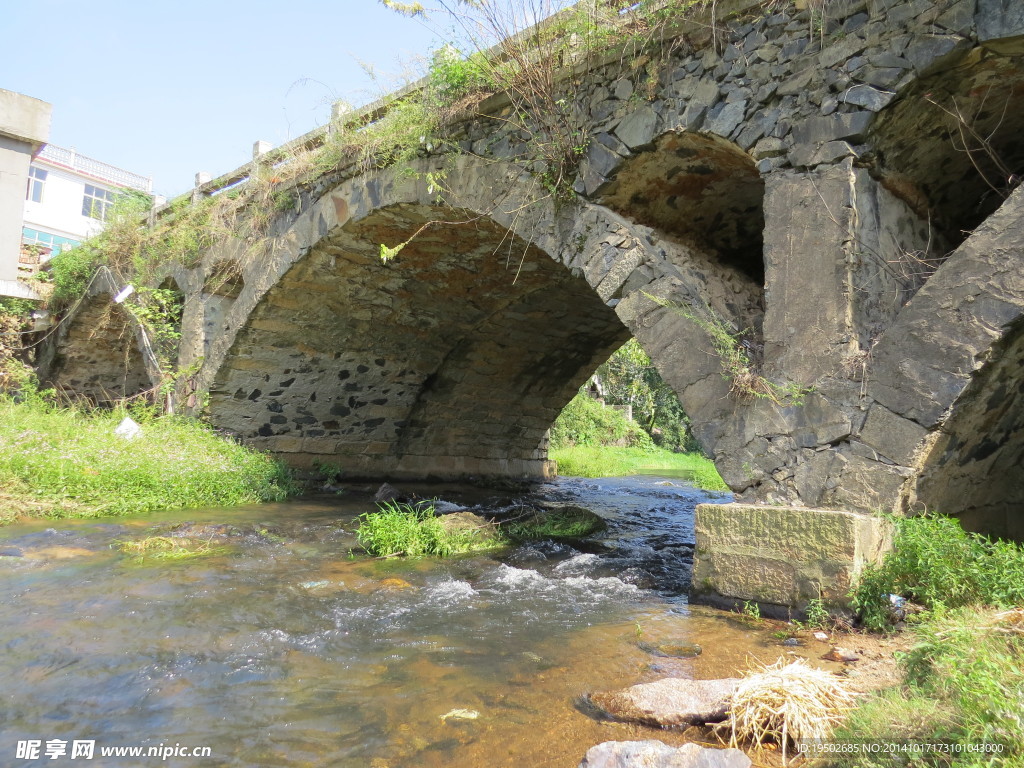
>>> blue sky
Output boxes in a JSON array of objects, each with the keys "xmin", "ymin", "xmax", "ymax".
[{"xmin": 5, "ymin": 1, "xmax": 453, "ymax": 198}]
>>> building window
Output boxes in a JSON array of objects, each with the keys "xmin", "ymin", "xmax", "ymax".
[
  {"xmin": 26, "ymin": 166, "xmax": 47, "ymax": 203},
  {"xmin": 22, "ymin": 227, "xmax": 81, "ymax": 255},
  {"xmin": 82, "ymin": 184, "xmax": 115, "ymax": 220}
]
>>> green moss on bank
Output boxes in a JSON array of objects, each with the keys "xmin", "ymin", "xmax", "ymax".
[{"xmin": 0, "ymin": 398, "xmax": 296, "ymax": 524}]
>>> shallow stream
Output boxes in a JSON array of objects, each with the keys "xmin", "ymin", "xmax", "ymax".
[{"xmin": 0, "ymin": 475, "xmax": 805, "ymax": 767}]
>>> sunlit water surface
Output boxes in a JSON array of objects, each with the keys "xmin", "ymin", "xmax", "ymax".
[{"xmin": 0, "ymin": 475, "xmax": 794, "ymax": 767}]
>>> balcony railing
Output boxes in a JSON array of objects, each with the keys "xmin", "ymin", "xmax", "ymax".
[{"xmin": 38, "ymin": 144, "xmax": 152, "ymax": 193}]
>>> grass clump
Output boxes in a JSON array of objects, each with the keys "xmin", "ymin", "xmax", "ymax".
[
  {"xmin": 0, "ymin": 397, "xmax": 296, "ymax": 525},
  {"xmin": 115, "ymin": 535, "xmax": 229, "ymax": 563},
  {"xmin": 851, "ymin": 514, "xmax": 1024, "ymax": 632},
  {"xmin": 502, "ymin": 505, "xmax": 605, "ymax": 542},
  {"xmin": 356, "ymin": 501, "xmax": 496, "ymax": 558}
]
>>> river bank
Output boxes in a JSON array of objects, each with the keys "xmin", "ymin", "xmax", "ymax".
[{"xmin": 0, "ymin": 397, "xmax": 295, "ymax": 524}]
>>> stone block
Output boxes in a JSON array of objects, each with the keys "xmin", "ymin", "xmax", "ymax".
[
  {"xmin": 840, "ymin": 84, "xmax": 895, "ymax": 111},
  {"xmin": 833, "ymin": 454, "xmax": 913, "ymax": 513},
  {"xmin": 977, "ymin": 0, "xmax": 1024, "ymax": 52},
  {"xmin": 858, "ymin": 403, "xmax": 927, "ymax": 463},
  {"xmin": 614, "ymin": 106, "xmax": 659, "ymax": 150},
  {"xmin": 692, "ymin": 504, "xmax": 892, "ymax": 609},
  {"xmin": 579, "ymin": 741, "xmax": 751, "ymax": 768},
  {"xmin": 0, "ymin": 89, "xmax": 51, "ymax": 146},
  {"xmin": 904, "ymin": 34, "xmax": 970, "ymax": 75},
  {"xmin": 762, "ymin": 165, "xmax": 857, "ymax": 383},
  {"xmin": 703, "ymin": 99, "xmax": 747, "ymax": 138},
  {"xmin": 790, "ymin": 111, "xmax": 873, "ymax": 146}
]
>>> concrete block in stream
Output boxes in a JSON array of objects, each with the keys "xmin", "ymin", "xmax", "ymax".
[{"xmin": 691, "ymin": 504, "xmax": 892, "ymax": 613}]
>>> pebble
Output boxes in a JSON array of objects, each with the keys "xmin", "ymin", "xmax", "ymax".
[
  {"xmin": 440, "ymin": 708, "xmax": 480, "ymax": 722},
  {"xmin": 823, "ymin": 647, "xmax": 860, "ymax": 662}
]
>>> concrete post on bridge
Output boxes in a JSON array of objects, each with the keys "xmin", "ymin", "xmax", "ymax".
[{"xmin": 191, "ymin": 171, "xmax": 212, "ymax": 205}]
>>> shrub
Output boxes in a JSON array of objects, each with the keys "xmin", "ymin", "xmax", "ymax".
[
  {"xmin": 851, "ymin": 514, "xmax": 1024, "ymax": 631},
  {"xmin": 428, "ymin": 45, "xmax": 491, "ymax": 106},
  {"xmin": 549, "ymin": 392, "xmax": 652, "ymax": 450}
]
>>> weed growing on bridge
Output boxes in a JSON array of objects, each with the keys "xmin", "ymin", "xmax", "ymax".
[{"xmin": 643, "ymin": 293, "xmax": 809, "ymax": 407}]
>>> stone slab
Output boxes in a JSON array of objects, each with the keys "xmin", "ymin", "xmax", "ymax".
[
  {"xmin": 0, "ymin": 88, "xmax": 51, "ymax": 146},
  {"xmin": 692, "ymin": 504, "xmax": 892, "ymax": 610}
]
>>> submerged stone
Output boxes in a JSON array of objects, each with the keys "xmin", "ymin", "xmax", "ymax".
[{"xmin": 638, "ymin": 641, "xmax": 703, "ymax": 658}]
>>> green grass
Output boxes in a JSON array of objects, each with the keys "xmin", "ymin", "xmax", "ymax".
[
  {"xmin": 832, "ymin": 607, "xmax": 1024, "ymax": 766},
  {"xmin": 851, "ymin": 514, "xmax": 1024, "ymax": 632},
  {"xmin": 356, "ymin": 501, "xmax": 498, "ymax": 558},
  {"xmin": 550, "ymin": 392, "xmax": 653, "ymax": 450},
  {"xmin": 550, "ymin": 445, "xmax": 728, "ymax": 490},
  {"xmin": 502, "ymin": 506, "xmax": 605, "ymax": 542},
  {"xmin": 0, "ymin": 398, "xmax": 296, "ymax": 524},
  {"xmin": 835, "ymin": 516, "xmax": 1024, "ymax": 765}
]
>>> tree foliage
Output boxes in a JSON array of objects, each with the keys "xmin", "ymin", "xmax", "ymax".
[{"xmin": 592, "ymin": 339, "xmax": 697, "ymax": 451}]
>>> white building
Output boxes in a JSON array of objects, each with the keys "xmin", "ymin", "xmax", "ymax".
[{"xmin": 22, "ymin": 144, "xmax": 152, "ymax": 257}]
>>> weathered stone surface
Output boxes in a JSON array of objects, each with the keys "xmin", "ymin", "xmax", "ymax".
[
  {"xmin": 692, "ymin": 504, "xmax": 892, "ymax": 609},
  {"xmin": 869, "ymin": 186, "xmax": 1024, "ymax": 427},
  {"xmin": 762, "ymin": 164, "xmax": 856, "ymax": 383},
  {"xmin": 589, "ymin": 678, "xmax": 740, "ymax": 727},
  {"xmin": 904, "ymin": 34, "xmax": 971, "ymax": 74},
  {"xmin": 704, "ymin": 99, "xmax": 746, "ymax": 137},
  {"xmin": 840, "ymin": 84, "xmax": 895, "ymax": 111},
  {"xmin": 977, "ymin": 0, "xmax": 1024, "ymax": 50},
  {"xmin": 579, "ymin": 741, "xmax": 751, "ymax": 768},
  {"xmin": 790, "ymin": 111, "xmax": 872, "ymax": 146},
  {"xmin": 615, "ymin": 106, "xmax": 660, "ymax": 150},
  {"xmin": 858, "ymin": 404, "xmax": 928, "ymax": 464}
]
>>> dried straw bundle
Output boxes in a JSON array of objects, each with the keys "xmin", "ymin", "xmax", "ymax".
[{"xmin": 725, "ymin": 658, "xmax": 857, "ymax": 764}]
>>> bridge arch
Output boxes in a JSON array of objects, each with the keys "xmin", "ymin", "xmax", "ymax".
[
  {"xmin": 38, "ymin": 268, "xmax": 161, "ymax": 405},
  {"xmin": 199, "ymin": 154, "xmax": 764, "ymax": 480}
]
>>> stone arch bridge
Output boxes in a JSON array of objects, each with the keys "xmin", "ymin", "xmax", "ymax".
[{"xmin": 42, "ymin": 0, "xmax": 1024, "ymax": 543}]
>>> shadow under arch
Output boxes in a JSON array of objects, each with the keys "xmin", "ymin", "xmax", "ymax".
[
  {"xmin": 208, "ymin": 203, "xmax": 632, "ymax": 479},
  {"xmin": 38, "ymin": 268, "xmax": 160, "ymax": 405}
]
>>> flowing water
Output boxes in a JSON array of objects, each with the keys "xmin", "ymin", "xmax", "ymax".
[{"xmin": 0, "ymin": 476, "xmax": 800, "ymax": 767}]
